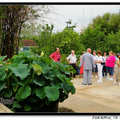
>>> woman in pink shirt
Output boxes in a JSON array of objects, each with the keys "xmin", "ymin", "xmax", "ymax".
[
  {"xmin": 105, "ymin": 51, "xmax": 116, "ymax": 81},
  {"xmin": 49, "ymin": 48, "xmax": 61, "ymax": 62}
]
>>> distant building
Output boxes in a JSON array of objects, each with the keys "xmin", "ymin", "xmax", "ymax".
[{"xmin": 21, "ymin": 40, "xmax": 36, "ymax": 51}]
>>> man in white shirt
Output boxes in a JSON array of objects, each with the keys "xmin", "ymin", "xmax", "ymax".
[
  {"xmin": 67, "ymin": 50, "xmax": 79, "ymax": 77},
  {"xmin": 67, "ymin": 50, "xmax": 77, "ymax": 64}
]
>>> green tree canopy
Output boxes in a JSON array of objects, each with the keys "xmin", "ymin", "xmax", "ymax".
[
  {"xmin": 80, "ymin": 12, "xmax": 120, "ymax": 54},
  {"xmin": 30, "ymin": 23, "xmax": 85, "ymax": 56}
]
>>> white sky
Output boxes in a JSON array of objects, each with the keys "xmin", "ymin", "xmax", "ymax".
[{"xmin": 46, "ymin": 5, "xmax": 120, "ymax": 32}]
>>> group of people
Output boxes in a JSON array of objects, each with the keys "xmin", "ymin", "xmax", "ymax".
[
  {"xmin": 49, "ymin": 48, "xmax": 120, "ymax": 86},
  {"xmin": 49, "ymin": 48, "xmax": 80, "ymax": 76}
]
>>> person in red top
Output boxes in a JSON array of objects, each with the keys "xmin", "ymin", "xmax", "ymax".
[{"xmin": 49, "ymin": 48, "xmax": 61, "ymax": 62}]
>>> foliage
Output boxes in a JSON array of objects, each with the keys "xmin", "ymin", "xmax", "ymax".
[
  {"xmin": 0, "ymin": 5, "xmax": 50, "ymax": 58},
  {"xmin": 0, "ymin": 51, "xmax": 75, "ymax": 112},
  {"xmin": 80, "ymin": 12, "xmax": 120, "ymax": 54},
  {"xmin": 80, "ymin": 25, "xmax": 105, "ymax": 51},
  {"xmin": 52, "ymin": 27, "xmax": 85, "ymax": 55},
  {"xmin": 29, "ymin": 23, "xmax": 85, "ymax": 57},
  {"xmin": 104, "ymin": 31, "xmax": 120, "ymax": 53},
  {"xmin": 30, "ymin": 24, "xmax": 54, "ymax": 56}
]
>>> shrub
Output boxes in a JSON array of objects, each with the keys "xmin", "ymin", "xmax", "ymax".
[{"xmin": 0, "ymin": 51, "xmax": 75, "ymax": 112}]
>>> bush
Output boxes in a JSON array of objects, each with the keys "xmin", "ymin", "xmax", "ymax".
[{"xmin": 0, "ymin": 51, "xmax": 75, "ymax": 112}]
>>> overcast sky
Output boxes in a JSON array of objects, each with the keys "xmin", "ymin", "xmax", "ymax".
[{"xmin": 45, "ymin": 5, "xmax": 120, "ymax": 32}]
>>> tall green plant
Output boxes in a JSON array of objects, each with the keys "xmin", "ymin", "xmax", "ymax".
[{"xmin": 30, "ymin": 23, "xmax": 85, "ymax": 56}]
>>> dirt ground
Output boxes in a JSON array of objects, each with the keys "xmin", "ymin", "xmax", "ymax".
[{"xmin": 59, "ymin": 76, "xmax": 120, "ymax": 113}]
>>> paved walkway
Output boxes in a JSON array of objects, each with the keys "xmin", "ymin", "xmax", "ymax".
[
  {"xmin": 59, "ymin": 76, "xmax": 120, "ymax": 113},
  {"xmin": 0, "ymin": 103, "xmax": 13, "ymax": 113}
]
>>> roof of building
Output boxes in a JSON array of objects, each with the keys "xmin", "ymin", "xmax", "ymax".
[{"xmin": 23, "ymin": 40, "xmax": 36, "ymax": 46}]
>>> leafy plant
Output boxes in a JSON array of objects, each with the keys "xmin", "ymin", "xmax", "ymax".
[
  {"xmin": 80, "ymin": 12, "xmax": 120, "ymax": 53},
  {"xmin": 0, "ymin": 51, "xmax": 75, "ymax": 112}
]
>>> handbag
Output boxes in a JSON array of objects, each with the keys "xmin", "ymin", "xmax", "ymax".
[
  {"xmin": 101, "ymin": 62, "xmax": 105, "ymax": 65},
  {"xmin": 101, "ymin": 57, "xmax": 105, "ymax": 65}
]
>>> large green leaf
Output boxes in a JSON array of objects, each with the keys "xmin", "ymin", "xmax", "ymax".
[
  {"xmin": 12, "ymin": 56, "xmax": 25, "ymax": 64},
  {"xmin": 13, "ymin": 101, "xmax": 22, "ymax": 109},
  {"xmin": 62, "ymin": 80, "xmax": 76, "ymax": 94},
  {"xmin": 32, "ymin": 64, "xmax": 42, "ymax": 76},
  {"xmin": 8, "ymin": 63, "xmax": 30, "ymax": 80},
  {"xmin": 0, "ymin": 56, "xmax": 7, "ymax": 62},
  {"xmin": 15, "ymin": 85, "xmax": 31, "ymax": 100},
  {"xmin": 44, "ymin": 86, "xmax": 59, "ymax": 101},
  {"xmin": 0, "ymin": 82, "xmax": 6, "ymax": 92},
  {"xmin": 33, "ymin": 79, "xmax": 45, "ymax": 87},
  {"xmin": 18, "ymin": 79, "xmax": 33, "ymax": 87},
  {"xmin": 0, "ymin": 67, "xmax": 7, "ymax": 81},
  {"xmin": 44, "ymin": 70, "xmax": 56, "ymax": 81},
  {"xmin": 56, "ymin": 74, "xmax": 65, "ymax": 82},
  {"xmin": 41, "ymin": 64, "xmax": 51, "ymax": 74},
  {"xmin": 35, "ymin": 88, "xmax": 46, "ymax": 99},
  {"xmin": 24, "ymin": 105, "xmax": 31, "ymax": 111}
]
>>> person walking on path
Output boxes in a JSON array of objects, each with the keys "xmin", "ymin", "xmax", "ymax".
[
  {"xmin": 80, "ymin": 48, "xmax": 94, "ymax": 85},
  {"xmin": 49, "ymin": 48, "xmax": 61, "ymax": 62},
  {"xmin": 96, "ymin": 51, "xmax": 104, "ymax": 83},
  {"xmin": 105, "ymin": 51, "xmax": 116, "ymax": 81},
  {"xmin": 67, "ymin": 50, "xmax": 79, "ymax": 77}
]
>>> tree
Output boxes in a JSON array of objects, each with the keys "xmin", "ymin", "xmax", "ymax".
[
  {"xmin": 80, "ymin": 12, "xmax": 120, "ymax": 53},
  {"xmin": 104, "ymin": 31, "xmax": 120, "ymax": 53},
  {"xmin": 30, "ymin": 24, "xmax": 54, "ymax": 55},
  {"xmin": 30, "ymin": 21, "xmax": 85, "ymax": 57},
  {"xmin": 80, "ymin": 25, "xmax": 105, "ymax": 51},
  {"xmin": 53, "ymin": 27, "xmax": 85, "ymax": 55},
  {"xmin": 0, "ymin": 5, "xmax": 50, "ymax": 58}
]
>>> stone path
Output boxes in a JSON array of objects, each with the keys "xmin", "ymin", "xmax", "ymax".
[
  {"xmin": 0, "ymin": 103, "xmax": 13, "ymax": 113},
  {"xmin": 59, "ymin": 76, "xmax": 120, "ymax": 113}
]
